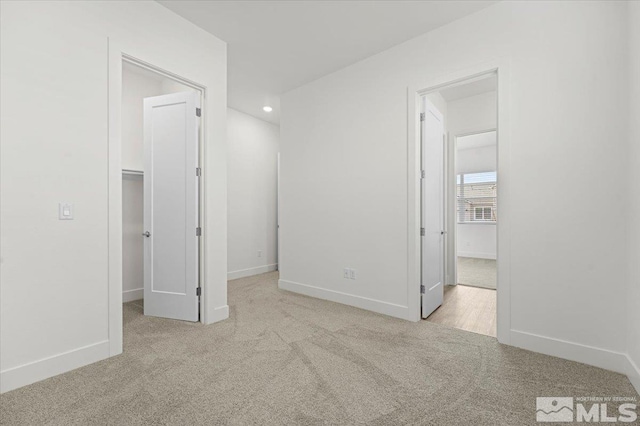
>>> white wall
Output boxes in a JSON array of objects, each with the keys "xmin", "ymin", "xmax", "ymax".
[
  {"xmin": 0, "ymin": 1, "xmax": 227, "ymax": 393},
  {"xmin": 457, "ymin": 224, "xmax": 496, "ymax": 260},
  {"xmin": 447, "ymin": 91, "xmax": 497, "ymax": 136},
  {"xmin": 425, "ymin": 93, "xmax": 447, "ymax": 121},
  {"xmin": 122, "ymin": 176, "xmax": 144, "ymax": 301},
  {"xmin": 122, "ymin": 66, "xmax": 162, "ymax": 171},
  {"xmin": 627, "ymin": 0, "xmax": 640, "ymax": 393},
  {"xmin": 280, "ymin": 1, "xmax": 631, "ymax": 375},
  {"xmin": 227, "ymin": 108, "xmax": 280, "ymax": 279}
]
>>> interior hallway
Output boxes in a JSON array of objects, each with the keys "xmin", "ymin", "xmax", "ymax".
[
  {"xmin": 1, "ymin": 272, "xmax": 636, "ymax": 425},
  {"xmin": 426, "ymin": 285, "xmax": 497, "ymax": 337}
]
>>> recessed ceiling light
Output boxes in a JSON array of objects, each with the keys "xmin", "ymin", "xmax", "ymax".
[{"xmin": 263, "ymin": 106, "xmax": 273, "ymax": 112}]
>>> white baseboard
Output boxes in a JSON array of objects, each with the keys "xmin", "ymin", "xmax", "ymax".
[
  {"xmin": 627, "ymin": 354, "xmax": 640, "ymax": 395},
  {"xmin": 0, "ymin": 340, "xmax": 110, "ymax": 394},
  {"xmin": 279, "ymin": 279, "xmax": 411, "ymax": 321},
  {"xmin": 228, "ymin": 263, "xmax": 277, "ymax": 280},
  {"xmin": 457, "ymin": 251, "xmax": 496, "ymax": 260},
  {"xmin": 510, "ymin": 330, "xmax": 636, "ymax": 379},
  {"xmin": 205, "ymin": 304, "xmax": 229, "ymax": 325},
  {"xmin": 122, "ymin": 288, "xmax": 143, "ymax": 302}
]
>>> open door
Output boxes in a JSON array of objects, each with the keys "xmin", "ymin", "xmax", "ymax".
[
  {"xmin": 143, "ymin": 91, "xmax": 200, "ymax": 322},
  {"xmin": 421, "ymin": 97, "xmax": 445, "ymax": 319}
]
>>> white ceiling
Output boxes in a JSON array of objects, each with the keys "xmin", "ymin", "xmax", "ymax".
[
  {"xmin": 159, "ymin": 1, "xmax": 498, "ymax": 124},
  {"xmin": 457, "ymin": 131, "xmax": 496, "ymax": 150},
  {"xmin": 439, "ymin": 75, "xmax": 497, "ymax": 102}
]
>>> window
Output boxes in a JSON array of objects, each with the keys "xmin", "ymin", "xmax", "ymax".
[
  {"xmin": 474, "ymin": 207, "xmax": 493, "ymax": 221},
  {"xmin": 457, "ymin": 171, "xmax": 497, "ymax": 223}
]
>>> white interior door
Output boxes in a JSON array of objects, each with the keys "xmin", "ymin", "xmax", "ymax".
[
  {"xmin": 143, "ymin": 91, "xmax": 200, "ymax": 322},
  {"xmin": 421, "ymin": 97, "xmax": 445, "ymax": 319}
]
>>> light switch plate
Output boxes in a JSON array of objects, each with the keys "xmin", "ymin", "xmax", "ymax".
[
  {"xmin": 349, "ymin": 269, "xmax": 356, "ymax": 280},
  {"xmin": 59, "ymin": 203, "xmax": 74, "ymax": 220}
]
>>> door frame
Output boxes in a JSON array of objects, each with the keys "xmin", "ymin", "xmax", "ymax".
[
  {"xmin": 407, "ymin": 59, "xmax": 512, "ymax": 344},
  {"xmin": 108, "ymin": 42, "xmax": 208, "ymax": 357},
  {"xmin": 450, "ymin": 128, "xmax": 497, "ymax": 288}
]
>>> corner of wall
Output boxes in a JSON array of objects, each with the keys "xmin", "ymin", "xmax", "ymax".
[{"xmin": 627, "ymin": 0, "xmax": 640, "ymax": 395}]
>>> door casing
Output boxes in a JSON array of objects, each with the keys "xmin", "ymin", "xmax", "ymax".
[
  {"xmin": 108, "ymin": 44, "xmax": 207, "ymax": 357},
  {"xmin": 407, "ymin": 60, "xmax": 511, "ymax": 345}
]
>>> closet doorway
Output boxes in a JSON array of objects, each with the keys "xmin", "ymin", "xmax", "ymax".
[{"xmin": 121, "ymin": 60, "xmax": 203, "ymax": 322}]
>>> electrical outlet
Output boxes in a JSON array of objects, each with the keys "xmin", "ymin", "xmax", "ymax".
[
  {"xmin": 258, "ymin": 250, "xmax": 262, "ymax": 258},
  {"xmin": 343, "ymin": 268, "xmax": 350, "ymax": 278},
  {"xmin": 349, "ymin": 269, "xmax": 357, "ymax": 280}
]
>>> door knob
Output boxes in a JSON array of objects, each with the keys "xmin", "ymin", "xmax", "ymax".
[{"xmin": 142, "ymin": 231, "xmax": 150, "ymax": 237}]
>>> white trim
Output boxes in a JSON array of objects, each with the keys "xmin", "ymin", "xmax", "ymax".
[
  {"xmin": 407, "ymin": 58, "xmax": 512, "ymax": 345},
  {"xmin": 510, "ymin": 330, "xmax": 634, "ymax": 377},
  {"xmin": 457, "ymin": 251, "xmax": 496, "ymax": 260},
  {"xmin": 208, "ymin": 304, "xmax": 229, "ymax": 324},
  {"xmin": 122, "ymin": 288, "xmax": 143, "ymax": 302},
  {"xmin": 0, "ymin": 341, "xmax": 110, "ymax": 394},
  {"xmin": 627, "ymin": 355, "xmax": 640, "ymax": 395},
  {"xmin": 228, "ymin": 264, "xmax": 278, "ymax": 280},
  {"xmin": 279, "ymin": 279, "xmax": 411, "ymax": 320},
  {"xmin": 109, "ymin": 39, "xmax": 212, "ymax": 358},
  {"xmin": 108, "ymin": 39, "xmax": 124, "ymax": 357}
]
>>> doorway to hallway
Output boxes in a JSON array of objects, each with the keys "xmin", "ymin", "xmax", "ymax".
[{"xmin": 418, "ymin": 72, "xmax": 498, "ymax": 338}]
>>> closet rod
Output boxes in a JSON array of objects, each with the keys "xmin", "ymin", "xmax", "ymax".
[{"xmin": 122, "ymin": 169, "xmax": 143, "ymax": 176}]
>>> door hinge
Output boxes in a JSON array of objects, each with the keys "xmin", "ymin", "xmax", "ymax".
[
  {"xmin": 420, "ymin": 227, "xmax": 425, "ymax": 236},
  {"xmin": 196, "ymin": 107, "xmax": 201, "ymax": 117},
  {"xmin": 196, "ymin": 167, "xmax": 201, "ymax": 177},
  {"xmin": 420, "ymin": 112, "xmax": 425, "ymax": 121},
  {"xmin": 420, "ymin": 285, "xmax": 425, "ymax": 294},
  {"xmin": 421, "ymin": 170, "xmax": 425, "ymax": 179},
  {"xmin": 196, "ymin": 287, "xmax": 201, "ymax": 297},
  {"xmin": 196, "ymin": 227, "xmax": 202, "ymax": 237}
]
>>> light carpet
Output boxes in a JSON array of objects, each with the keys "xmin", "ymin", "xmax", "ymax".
[
  {"xmin": 457, "ymin": 257, "xmax": 496, "ymax": 289},
  {"xmin": 1, "ymin": 272, "xmax": 636, "ymax": 425}
]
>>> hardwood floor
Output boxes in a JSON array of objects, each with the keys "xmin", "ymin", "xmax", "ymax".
[{"xmin": 426, "ymin": 284, "xmax": 496, "ymax": 337}]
